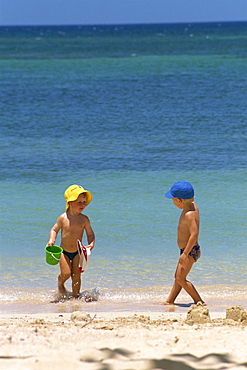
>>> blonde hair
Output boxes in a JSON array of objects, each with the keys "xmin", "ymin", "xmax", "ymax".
[{"xmin": 181, "ymin": 197, "xmax": 194, "ymax": 204}]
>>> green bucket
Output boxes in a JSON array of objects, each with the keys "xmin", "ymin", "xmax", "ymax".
[{"xmin": 45, "ymin": 245, "xmax": 63, "ymax": 265}]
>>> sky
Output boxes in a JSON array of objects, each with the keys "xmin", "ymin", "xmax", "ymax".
[{"xmin": 0, "ymin": 0, "xmax": 246, "ymax": 26}]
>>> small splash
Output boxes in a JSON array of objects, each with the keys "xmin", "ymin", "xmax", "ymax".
[
  {"xmin": 51, "ymin": 292, "xmax": 71, "ymax": 303},
  {"xmin": 51, "ymin": 288, "xmax": 100, "ymax": 303},
  {"xmin": 80, "ymin": 288, "xmax": 100, "ymax": 302}
]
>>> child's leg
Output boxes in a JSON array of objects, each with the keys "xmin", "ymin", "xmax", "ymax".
[
  {"xmin": 71, "ymin": 254, "xmax": 81, "ymax": 298},
  {"xmin": 58, "ymin": 254, "xmax": 71, "ymax": 296},
  {"xmin": 175, "ymin": 256, "xmax": 204, "ymax": 304},
  {"xmin": 164, "ymin": 281, "xmax": 182, "ymax": 304},
  {"xmin": 163, "ymin": 264, "xmax": 182, "ymax": 304}
]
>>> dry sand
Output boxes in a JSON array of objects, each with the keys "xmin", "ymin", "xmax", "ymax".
[{"xmin": 1, "ymin": 303, "xmax": 247, "ymax": 370}]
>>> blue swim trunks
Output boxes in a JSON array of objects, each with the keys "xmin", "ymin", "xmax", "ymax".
[{"xmin": 180, "ymin": 245, "xmax": 201, "ymax": 262}]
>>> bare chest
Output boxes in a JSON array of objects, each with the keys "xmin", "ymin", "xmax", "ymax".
[
  {"xmin": 62, "ymin": 215, "xmax": 85, "ymax": 234},
  {"xmin": 177, "ymin": 216, "xmax": 189, "ymax": 235}
]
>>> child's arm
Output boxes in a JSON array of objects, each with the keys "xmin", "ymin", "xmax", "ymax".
[
  {"xmin": 47, "ymin": 216, "xmax": 62, "ymax": 246},
  {"xmin": 84, "ymin": 216, "xmax": 95, "ymax": 250}
]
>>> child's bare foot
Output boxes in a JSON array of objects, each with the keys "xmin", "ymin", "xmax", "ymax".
[
  {"xmin": 58, "ymin": 284, "xmax": 69, "ymax": 298},
  {"xmin": 160, "ymin": 302, "xmax": 175, "ymax": 312}
]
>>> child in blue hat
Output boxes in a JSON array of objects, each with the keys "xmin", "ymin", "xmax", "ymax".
[{"xmin": 163, "ymin": 181, "xmax": 205, "ymax": 306}]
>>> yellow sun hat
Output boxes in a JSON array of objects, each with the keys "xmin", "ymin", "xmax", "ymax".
[{"xmin": 64, "ymin": 184, "xmax": 92, "ymax": 210}]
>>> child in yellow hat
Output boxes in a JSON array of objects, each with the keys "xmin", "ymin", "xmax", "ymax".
[{"xmin": 47, "ymin": 185, "xmax": 95, "ymax": 299}]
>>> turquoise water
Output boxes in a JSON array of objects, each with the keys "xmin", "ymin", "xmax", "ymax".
[{"xmin": 0, "ymin": 22, "xmax": 246, "ymax": 313}]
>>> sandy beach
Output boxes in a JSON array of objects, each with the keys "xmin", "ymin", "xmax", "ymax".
[{"xmin": 1, "ymin": 303, "xmax": 247, "ymax": 370}]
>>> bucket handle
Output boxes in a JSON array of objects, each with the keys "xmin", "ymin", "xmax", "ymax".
[{"xmin": 50, "ymin": 253, "xmax": 61, "ymax": 261}]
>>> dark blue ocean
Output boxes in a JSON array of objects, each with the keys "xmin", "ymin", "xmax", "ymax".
[{"xmin": 0, "ymin": 22, "xmax": 246, "ymax": 313}]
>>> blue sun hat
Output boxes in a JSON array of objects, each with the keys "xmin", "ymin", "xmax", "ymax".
[{"xmin": 165, "ymin": 181, "xmax": 194, "ymax": 199}]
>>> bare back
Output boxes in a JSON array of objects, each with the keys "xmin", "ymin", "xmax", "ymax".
[{"xmin": 177, "ymin": 202, "xmax": 200, "ymax": 249}]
